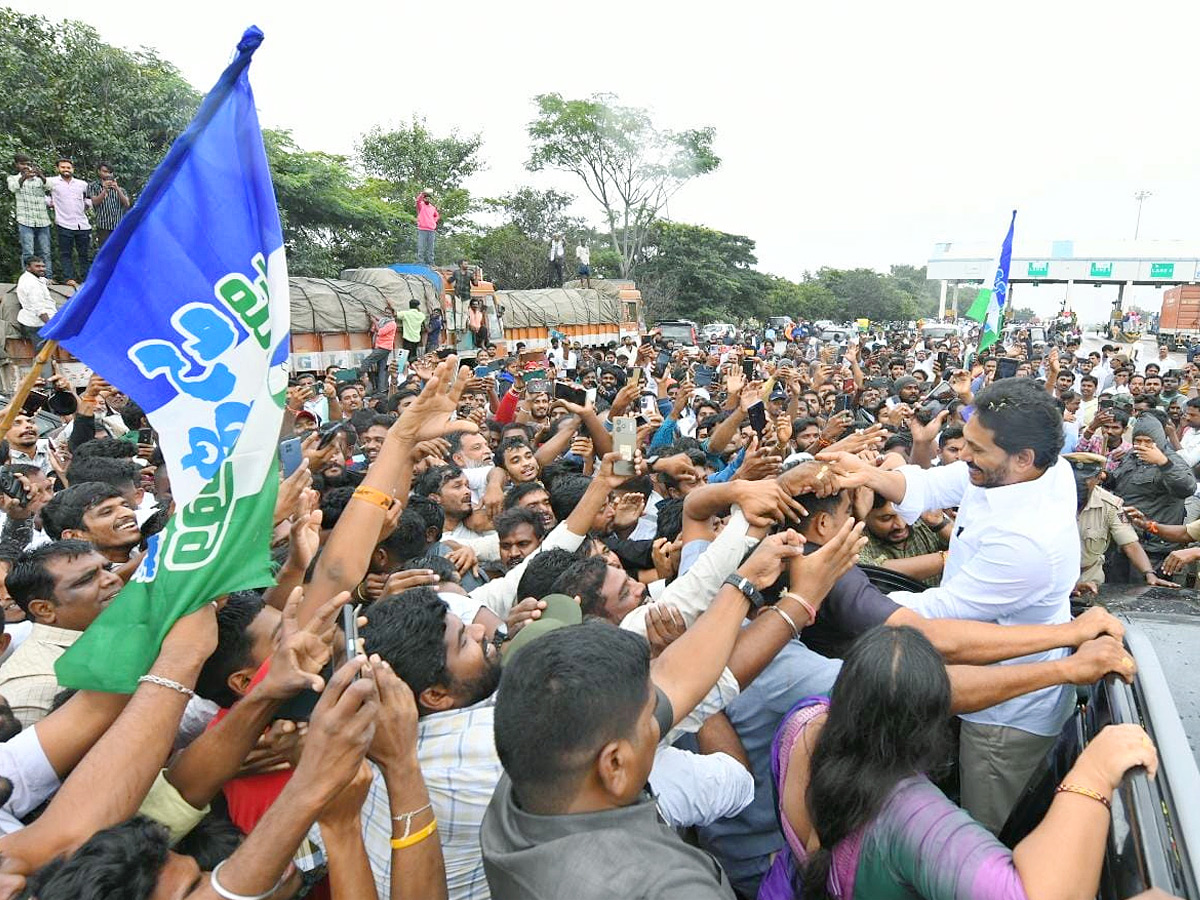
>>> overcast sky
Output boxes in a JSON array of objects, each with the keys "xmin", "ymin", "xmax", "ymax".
[{"xmin": 17, "ymin": 0, "xmax": 1200, "ymax": 322}]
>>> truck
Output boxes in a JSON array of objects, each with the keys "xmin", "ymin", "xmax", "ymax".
[
  {"xmin": 0, "ymin": 265, "xmax": 644, "ymax": 387},
  {"xmin": 1157, "ymin": 285, "xmax": 1200, "ymax": 351}
]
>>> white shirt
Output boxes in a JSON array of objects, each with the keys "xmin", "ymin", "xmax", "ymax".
[
  {"xmin": 650, "ymin": 746, "xmax": 754, "ymax": 827},
  {"xmin": 45, "ymin": 175, "xmax": 91, "ymax": 230},
  {"xmin": 1179, "ymin": 426, "xmax": 1200, "ymax": 469},
  {"xmin": 15, "ymin": 272, "xmax": 57, "ymax": 328},
  {"xmin": 0, "ymin": 725, "xmax": 61, "ymax": 834},
  {"xmin": 889, "ymin": 458, "xmax": 1078, "ymax": 736},
  {"xmin": 576, "ymin": 245, "xmax": 590, "ymax": 265},
  {"xmin": 549, "ymin": 238, "xmax": 564, "ymax": 261}
]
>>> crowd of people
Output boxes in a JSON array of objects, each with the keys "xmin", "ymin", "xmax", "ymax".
[
  {"xmin": 8, "ymin": 154, "xmax": 131, "ymax": 287},
  {"xmin": 0, "ymin": 312, "xmax": 1184, "ymax": 900}
]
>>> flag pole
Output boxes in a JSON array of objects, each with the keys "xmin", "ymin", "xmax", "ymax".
[{"xmin": 0, "ymin": 341, "xmax": 60, "ymax": 435}]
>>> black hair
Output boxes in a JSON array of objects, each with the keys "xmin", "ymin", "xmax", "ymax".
[
  {"xmin": 72, "ymin": 437, "xmax": 139, "ymax": 460},
  {"xmin": 409, "ymin": 299, "xmax": 420, "ymax": 309},
  {"xmin": 318, "ymin": 486, "xmax": 356, "ymax": 531},
  {"xmin": 494, "ymin": 506, "xmax": 547, "ymax": 541},
  {"xmin": 503, "ymin": 480, "xmax": 550, "ymax": 511},
  {"xmin": 405, "ymin": 554, "xmax": 460, "ymax": 583},
  {"xmin": 1080, "ymin": 375, "xmax": 1098, "ymax": 387},
  {"xmin": 498, "ymin": 436, "xmax": 534, "ymax": 463},
  {"xmin": 172, "ymin": 810, "xmax": 242, "ymax": 872},
  {"xmin": 516, "ymin": 548, "xmax": 578, "ymax": 602},
  {"xmin": 406, "ymin": 495, "xmax": 446, "ymax": 541},
  {"xmin": 538, "ymin": 457, "xmax": 582, "ymax": 493},
  {"xmin": 654, "ymin": 497, "xmax": 685, "ymax": 542},
  {"xmin": 382, "ymin": 507, "xmax": 434, "ymax": 565},
  {"xmin": 119, "ymin": 401, "xmax": 149, "ymax": 432},
  {"xmin": 548, "ymin": 474, "xmax": 590, "ymax": 526},
  {"xmin": 195, "ymin": 591, "xmax": 266, "ymax": 708},
  {"xmin": 802, "ymin": 626, "xmax": 951, "ymax": 900},
  {"xmin": 65, "ymin": 456, "xmax": 139, "ymax": 492},
  {"xmin": 493, "ymin": 621, "xmax": 650, "ymax": 813},
  {"xmin": 361, "ymin": 589, "xmax": 450, "ymax": 701},
  {"xmin": 24, "ymin": 815, "xmax": 170, "ymax": 900},
  {"xmin": 551, "ymin": 556, "xmax": 610, "ymax": 618},
  {"xmin": 6, "ymin": 539, "xmax": 96, "ymax": 616},
  {"xmin": 972, "ymin": 377, "xmax": 1064, "ymax": 469},
  {"xmin": 40, "ymin": 483, "xmax": 123, "ymax": 540},
  {"xmin": 938, "ymin": 424, "xmax": 963, "ymax": 445},
  {"xmin": 412, "ymin": 464, "xmax": 464, "ymax": 499},
  {"xmin": 25, "ymin": 255, "xmax": 43, "ymax": 267},
  {"xmin": 444, "ymin": 429, "xmax": 478, "ymax": 460},
  {"xmin": 796, "ymin": 490, "xmax": 846, "ymax": 535}
]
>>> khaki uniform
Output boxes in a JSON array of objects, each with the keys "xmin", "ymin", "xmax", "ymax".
[{"xmin": 1077, "ymin": 486, "xmax": 1139, "ymax": 583}]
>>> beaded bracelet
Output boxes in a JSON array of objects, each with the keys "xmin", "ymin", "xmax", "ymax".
[{"xmin": 1055, "ymin": 782, "xmax": 1112, "ymax": 811}]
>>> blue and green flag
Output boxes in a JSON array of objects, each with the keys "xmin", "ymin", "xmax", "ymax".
[{"xmin": 966, "ymin": 210, "xmax": 1017, "ymax": 352}]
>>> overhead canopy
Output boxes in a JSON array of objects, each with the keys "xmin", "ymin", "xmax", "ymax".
[{"xmin": 497, "ymin": 288, "xmax": 622, "ymax": 328}]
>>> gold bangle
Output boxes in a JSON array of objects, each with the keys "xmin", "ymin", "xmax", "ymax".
[
  {"xmin": 352, "ymin": 485, "xmax": 394, "ymax": 512},
  {"xmin": 390, "ymin": 818, "xmax": 438, "ymax": 850},
  {"xmin": 1055, "ymin": 782, "xmax": 1111, "ymax": 811}
]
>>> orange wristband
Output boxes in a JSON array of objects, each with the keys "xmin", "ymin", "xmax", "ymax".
[{"xmin": 352, "ymin": 486, "xmax": 393, "ymax": 512}]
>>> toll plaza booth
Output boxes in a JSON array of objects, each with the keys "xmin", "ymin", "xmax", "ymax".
[{"xmin": 927, "ymin": 239, "xmax": 1200, "ymax": 342}]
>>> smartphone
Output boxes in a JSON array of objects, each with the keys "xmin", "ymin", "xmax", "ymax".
[
  {"xmin": 528, "ymin": 379, "xmax": 552, "ymax": 395},
  {"xmin": 343, "ymin": 604, "xmax": 360, "ymax": 680},
  {"xmin": 694, "ymin": 366, "xmax": 715, "ymax": 388},
  {"xmin": 835, "ymin": 346, "xmax": 845, "ymax": 364},
  {"xmin": 937, "ymin": 351, "xmax": 948, "ymax": 369},
  {"xmin": 641, "ymin": 334, "xmax": 655, "ymax": 346},
  {"xmin": 137, "ymin": 427, "xmax": 153, "ymax": 444},
  {"xmin": 554, "ymin": 381, "xmax": 587, "ymax": 406},
  {"xmin": 995, "ymin": 357, "xmax": 1019, "ymax": 380},
  {"xmin": 279, "ymin": 437, "xmax": 304, "ymax": 477},
  {"xmin": 526, "ymin": 369, "xmax": 548, "ymax": 384},
  {"xmin": 613, "ymin": 416, "xmax": 638, "ymax": 476},
  {"xmin": 834, "ymin": 394, "xmax": 854, "ymax": 413},
  {"xmin": 335, "ymin": 368, "xmax": 360, "ymax": 383},
  {"xmin": 923, "ymin": 381, "xmax": 955, "ymax": 403},
  {"xmin": 475, "ymin": 365, "xmax": 490, "ymax": 378},
  {"xmin": 317, "ymin": 421, "xmax": 345, "ymax": 450},
  {"xmin": 22, "ymin": 391, "xmax": 48, "ymax": 415},
  {"xmin": 585, "ymin": 387, "xmax": 597, "ymax": 405},
  {"xmin": 629, "ymin": 367, "xmax": 642, "ymax": 390},
  {"xmin": 395, "ymin": 349, "xmax": 409, "ymax": 374},
  {"xmin": 655, "ymin": 350, "xmax": 671, "ymax": 378},
  {"xmin": 747, "ymin": 400, "xmax": 767, "ymax": 433},
  {"xmin": 741, "ymin": 359, "xmax": 756, "ymax": 379}
]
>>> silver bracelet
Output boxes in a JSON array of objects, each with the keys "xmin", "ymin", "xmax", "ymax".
[
  {"xmin": 209, "ymin": 859, "xmax": 289, "ymax": 900},
  {"xmin": 765, "ymin": 604, "xmax": 800, "ymax": 640},
  {"xmin": 393, "ymin": 802, "xmax": 433, "ymax": 839},
  {"xmin": 136, "ymin": 674, "xmax": 195, "ymax": 699}
]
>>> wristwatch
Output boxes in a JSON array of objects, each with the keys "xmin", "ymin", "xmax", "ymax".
[
  {"xmin": 645, "ymin": 455, "xmax": 660, "ymax": 473},
  {"xmin": 722, "ymin": 573, "xmax": 767, "ymax": 609}
]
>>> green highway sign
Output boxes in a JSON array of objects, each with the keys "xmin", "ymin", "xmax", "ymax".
[
  {"xmin": 1150, "ymin": 262, "xmax": 1175, "ymax": 278},
  {"xmin": 1027, "ymin": 262, "xmax": 1049, "ymax": 278},
  {"xmin": 1090, "ymin": 262, "xmax": 1113, "ymax": 278}
]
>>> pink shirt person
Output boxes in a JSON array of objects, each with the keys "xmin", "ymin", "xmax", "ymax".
[{"xmin": 416, "ymin": 192, "xmax": 440, "ymax": 231}]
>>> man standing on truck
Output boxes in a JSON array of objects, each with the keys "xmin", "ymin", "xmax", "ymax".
[
  {"xmin": 549, "ymin": 232, "xmax": 565, "ymax": 287},
  {"xmin": 576, "ymin": 241, "xmax": 591, "ymax": 288},
  {"xmin": 415, "ymin": 188, "xmax": 439, "ymax": 265},
  {"xmin": 396, "ymin": 300, "xmax": 426, "ymax": 359}
]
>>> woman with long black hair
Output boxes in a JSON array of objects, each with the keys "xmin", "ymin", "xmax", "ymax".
[{"xmin": 759, "ymin": 625, "xmax": 1157, "ymax": 900}]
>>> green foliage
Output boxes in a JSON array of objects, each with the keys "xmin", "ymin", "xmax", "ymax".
[
  {"xmin": 0, "ymin": 9, "xmax": 200, "ymax": 277},
  {"xmin": 526, "ymin": 93, "xmax": 719, "ymax": 278},
  {"xmin": 357, "ymin": 117, "xmax": 482, "ymax": 224},
  {"xmin": 482, "ymin": 187, "xmax": 583, "ymax": 241},
  {"xmin": 1008, "ymin": 306, "xmax": 1036, "ymax": 323},
  {"xmin": 637, "ymin": 221, "xmax": 767, "ymax": 322}
]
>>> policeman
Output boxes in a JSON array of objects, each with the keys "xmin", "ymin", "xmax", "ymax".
[{"xmin": 1067, "ymin": 451, "xmax": 1178, "ymax": 597}]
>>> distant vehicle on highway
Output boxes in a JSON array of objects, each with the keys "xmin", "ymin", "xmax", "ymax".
[{"xmin": 702, "ymin": 322, "xmax": 737, "ymax": 342}]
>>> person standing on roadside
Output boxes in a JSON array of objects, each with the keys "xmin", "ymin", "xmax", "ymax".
[
  {"xmin": 45, "ymin": 158, "xmax": 91, "ymax": 287},
  {"xmin": 416, "ymin": 188, "xmax": 440, "ymax": 265},
  {"xmin": 7, "ymin": 155, "xmax": 53, "ymax": 277},
  {"xmin": 86, "ymin": 162, "xmax": 131, "ymax": 250}
]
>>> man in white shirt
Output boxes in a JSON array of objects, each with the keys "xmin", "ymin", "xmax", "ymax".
[
  {"xmin": 823, "ymin": 377, "xmax": 1078, "ymax": 832},
  {"xmin": 15, "ymin": 257, "xmax": 57, "ymax": 346},
  {"xmin": 45, "ymin": 158, "xmax": 92, "ymax": 286}
]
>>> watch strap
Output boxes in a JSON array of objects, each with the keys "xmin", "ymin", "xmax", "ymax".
[{"xmin": 722, "ymin": 573, "xmax": 766, "ymax": 609}]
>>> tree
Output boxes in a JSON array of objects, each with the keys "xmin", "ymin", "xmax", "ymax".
[
  {"xmin": 637, "ymin": 221, "xmax": 768, "ymax": 322},
  {"xmin": 0, "ymin": 9, "xmax": 200, "ymax": 277},
  {"xmin": 526, "ymin": 93, "xmax": 719, "ymax": 278},
  {"xmin": 1008, "ymin": 306, "xmax": 1037, "ymax": 323},
  {"xmin": 357, "ymin": 116, "xmax": 482, "ymax": 226},
  {"xmin": 263, "ymin": 129, "xmax": 401, "ymax": 276},
  {"xmin": 483, "ymin": 187, "xmax": 583, "ymax": 242}
]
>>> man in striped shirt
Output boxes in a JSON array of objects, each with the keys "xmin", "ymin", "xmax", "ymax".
[{"xmin": 86, "ymin": 163, "xmax": 131, "ymax": 250}]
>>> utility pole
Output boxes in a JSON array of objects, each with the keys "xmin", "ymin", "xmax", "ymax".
[{"xmin": 1133, "ymin": 190, "xmax": 1152, "ymax": 239}]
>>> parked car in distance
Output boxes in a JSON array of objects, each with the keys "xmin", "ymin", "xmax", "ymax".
[{"xmin": 654, "ymin": 319, "xmax": 700, "ymax": 349}]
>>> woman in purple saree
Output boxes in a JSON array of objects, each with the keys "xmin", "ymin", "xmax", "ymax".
[{"xmin": 760, "ymin": 625, "xmax": 1157, "ymax": 900}]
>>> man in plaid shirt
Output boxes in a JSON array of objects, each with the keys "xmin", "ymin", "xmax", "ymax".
[{"xmin": 7, "ymin": 154, "xmax": 53, "ymax": 279}]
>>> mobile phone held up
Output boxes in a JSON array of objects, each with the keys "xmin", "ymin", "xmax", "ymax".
[
  {"xmin": 747, "ymin": 401, "xmax": 767, "ymax": 433},
  {"xmin": 613, "ymin": 416, "xmax": 638, "ymax": 476},
  {"xmin": 279, "ymin": 438, "xmax": 304, "ymax": 478},
  {"xmin": 343, "ymin": 604, "xmax": 360, "ymax": 681}
]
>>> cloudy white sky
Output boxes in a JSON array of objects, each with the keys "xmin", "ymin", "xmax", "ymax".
[{"xmin": 17, "ymin": 0, "xmax": 1200, "ymax": 322}]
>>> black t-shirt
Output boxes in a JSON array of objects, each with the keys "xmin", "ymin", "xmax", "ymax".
[{"xmin": 799, "ymin": 543, "xmax": 900, "ymax": 659}]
